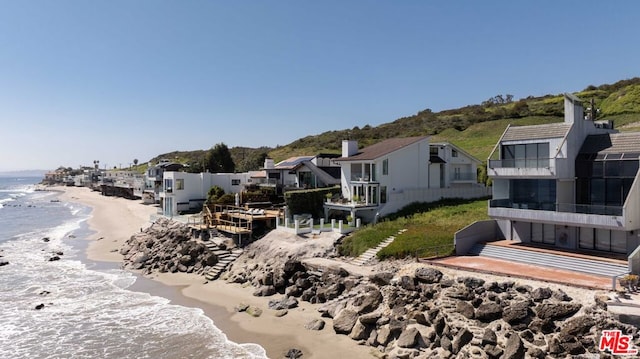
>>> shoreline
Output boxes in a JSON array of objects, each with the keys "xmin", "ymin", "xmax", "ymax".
[{"xmin": 55, "ymin": 186, "xmax": 376, "ymax": 359}]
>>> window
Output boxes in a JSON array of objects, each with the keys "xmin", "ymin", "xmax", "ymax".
[
  {"xmin": 501, "ymin": 143, "xmax": 550, "ymax": 167},
  {"xmin": 430, "ymin": 146, "xmax": 438, "ymax": 155},
  {"xmin": 176, "ymin": 179, "xmax": 184, "ymax": 190},
  {"xmin": 452, "ymin": 149, "xmax": 458, "ymax": 157},
  {"xmin": 231, "ymin": 179, "xmax": 241, "ymax": 186},
  {"xmin": 380, "ymin": 186, "xmax": 387, "ymax": 203},
  {"xmin": 164, "ymin": 179, "xmax": 173, "ymax": 193},
  {"xmin": 382, "ymin": 159, "xmax": 389, "ymax": 175}
]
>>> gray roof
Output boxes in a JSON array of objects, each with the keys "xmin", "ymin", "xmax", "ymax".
[
  {"xmin": 502, "ymin": 123, "xmax": 571, "ymax": 141},
  {"xmin": 579, "ymin": 133, "xmax": 640, "ymax": 155},
  {"xmin": 335, "ymin": 136, "xmax": 428, "ymax": 161}
]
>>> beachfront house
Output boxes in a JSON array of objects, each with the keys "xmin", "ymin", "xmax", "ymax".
[
  {"xmin": 263, "ymin": 154, "xmax": 341, "ymax": 192},
  {"xmin": 485, "ymin": 93, "xmax": 640, "ymax": 257},
  {"xmin": 325, "ymin": 137, "xmax": 489, "ymax": 223},
  {"xmin": 140, "ymin": 160, "xmax": 186, "ymax": 204},
  {"xmin": 160, "ymin": 171, "xmax": 252, "ymax": 217}
]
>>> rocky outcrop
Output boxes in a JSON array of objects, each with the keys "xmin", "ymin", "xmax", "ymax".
[
  {"xmin": 224, "ymin": 235, "xmax": 640, "ymax": 358},
  {"xmin": 121, "ymin": 218, "xmax": 217, "ymax": 276}
]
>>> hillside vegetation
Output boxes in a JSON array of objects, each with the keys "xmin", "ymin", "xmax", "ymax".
[{"xmin": 146, "ymin": 77, "xmax": 640, "ymax": 169}]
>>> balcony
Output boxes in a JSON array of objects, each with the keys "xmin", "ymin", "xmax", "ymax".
[
  {"xmin": 489, "ymin": 199, "xmax": 627, "ymax": 230},
  {"xmin": 488, "ymin": 158, "xmax": 570, "ymax": 178},
  {"xmin": 451, "ymin": 172, "xmax": 476, "ymax": 183}
]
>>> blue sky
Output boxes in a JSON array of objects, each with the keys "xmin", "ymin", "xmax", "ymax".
[{"xmin": 1, "ymin": 1, "xmax": 638, "ymax": 171}]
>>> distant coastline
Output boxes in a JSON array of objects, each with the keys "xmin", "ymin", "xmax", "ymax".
[{"xmin": 0, "ymin": 170, "xmax": 46, "ymax": 177}]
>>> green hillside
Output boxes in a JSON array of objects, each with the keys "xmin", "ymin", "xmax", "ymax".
[{"xmin": 146, "ymin": 77, "xmax": 640, "ymax": 170}]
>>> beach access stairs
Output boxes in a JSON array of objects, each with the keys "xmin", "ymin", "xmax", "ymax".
[
  {"xmin": 203, "ymin": 241, "xmax": 244, "ymax": 281},
  {"xmin": 350, "ymin": 229, "xmax": 406, "ymax": 266}
]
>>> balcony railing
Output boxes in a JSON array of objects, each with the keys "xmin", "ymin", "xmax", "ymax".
[
  {"xmin": 451, "ymin": 173, "xmax": 476, "ymax": 181},
  {"xmin": 489, "ymin": 199, "xmax": 623, "ymax": 216},
  {"xmin": 489, "ymin": 158, "xmax": 551, "ymax": 169}
]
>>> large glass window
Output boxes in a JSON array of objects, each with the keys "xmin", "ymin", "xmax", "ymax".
[
  {"xmin": 176, "ymin": 179, "xmax": 184, "ymax": 190},
  {"xmin": 501, "ymin": 143, "xmax": 550, "ymax": 167},
  {"xmin": 382, "ymin": 159, "xmax": 389, "ymax": 175},
  {"xmin": 164, "ymin": 179, "xmax": 173, "ymax": 193},
  {"xmin": 511, "ymin": 179, "xmax": 556, "ymax": 209}
]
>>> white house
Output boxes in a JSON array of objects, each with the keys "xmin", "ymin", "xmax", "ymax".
[
  {"xmin": 325, "ymin": 137, "xmax": 489, "ymax": 223},
  {"xmin": 486, "ymin": 93, "xmax": 640, "ymax": 257},
  {"xmin": 160, "ymin": 171, "xmax": 252, "ymax": 216},
  {"xmin": 263, "ymin": 154, "xmax": 341, "ymax": 190}
]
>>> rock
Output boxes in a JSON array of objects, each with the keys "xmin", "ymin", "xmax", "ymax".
[
  {"xmin": 407, "ymin": 311, "xmax": 428, "ymax": 325},
  {"xmin": 484, "ymin": 344, "xmax": 504, "ymax": 359},
  {"xmin": 396, "ymin": 327, "xmax": 421, "ymax": 348},
  {"xmin": 246, "ymin": 306, "xmax": 262, "ymax": 317},
  {"xmin": 459, "ymin": 276, "xmax": 485, "ymax": 289},
  {"xmin": 333, "ymin": 309, "xmax": 358, "ymax": 334},
  {"xmin": 283, "ymin": 259, "xmax": 305, "ymax": 277},
  {"xmin": 48, "ymin": 256, "xmax": 61, "ymax": 262},
  {"xmin": 552, "ymin": 288, "xmax": 572, "ymax": 302},
  {"xmin": 268, "ymin": 296, "xmax": 299, "ymax": 310},
  {"xmin": 456, "ymin": 301, "xmax": 475, "ymax": 319},
  {"xmin": 559, "ymin": 315, "xmax": 596, "ymax": 339},
  {"xmin": 445, "ymin": 287, "xmax": 472, "ymax": 300},
  {"xmin": 284, "ymin": 348, "xmax": 303, "ymax": 358},
  {"xmin": 42, "ymin": 237, "xmax": 50, "ymax": 242},
  {"xmin": 399, "ymin": 275, "xmax": 416, "ymax": 291},
  {"xmin": 519, "ymin": 329, "xmax": 534, "ymax": 343},
  {"xmin": 528, "ymin": 318, "xmax": 556, "ymax": 334},
  {"xmin": 0, "ymin": 261, "xmax": 8, "ymax": 266},
  {"xmin": 475, "ymin": 302, "xmax": 502, "ymax": 322},
  {"xmin": 503, "ymin": 332, "xmax": 525, "ymax": 359},
  {"xmin": 376, "ymin": 326, "xmax": 393, "ymax": 346},
  {"xmin": 482, "ymin": 328, "xmax": 497, "ymax": 346},
  {"xmin": 304, "ymin": 319, "xmax": 325, "ymax": 331},
  {"xmin": 531, "ymin": 287, "xmax": 553, "ymax": 302},
  {"xmin": 535, "ymin": 302, "xmax": 581, "ymax": 320},
  {"xmin": 502, "ymin": 300, "xmax": 532, "ymax": 325},
  {"xmin": 369, "ymin": 271, "xmax": 394, "ymax": 286},
  {"xmin": 352, "ymin": 287, "xmax": 383, "ymax": 314},
  {"xmin": 414, "ymin": 267, "xmax": 443, "ymax": 284},
  {"xmin": 274, "ymin": 309, "xmax": 288, "ymax": 317},
  {"xmin": 235, "ymin": 303, "xmax": 249, "ymax": 312},
  {"xmin": 316, "ymin": 282, "xmax": 344, "ymax": 302},
  {"xmin": 527, "ymin": 347, "xmax": 546, "ymax": 359},
  {"xmin": 253, "ymin": 285, "xmax": 276, "ymax": 297},
  {"xmin": 594, "ymin": 293, "xmax": 609, "ymax": 310},
  {"xmin": 359, "ymin": 311, "xmax": 382, "ymax": 325},
  {"xmin": 35, "ymin": 303, "xmax": 45, "ymax": 310},
  {"xmin": 349, "ymin": 320, "xmax": 369, "ymax": 340},
  {"xmin": 452, "ymin": 327, "xmax": 474, "ymax": 354}
]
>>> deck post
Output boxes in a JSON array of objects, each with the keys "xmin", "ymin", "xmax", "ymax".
[
  {"xmin": 356, "ymin": 218, "xmax": 361, "ymax": 228},
  {"xmin": 331, "ymin": 219, "xmax": 336, "ymax": 229},
  {"xmin": 320, "ymin": 218, "xmax": 324, "ymax": 231},
  {"xmin": 294, "ymin": 219, "xmax": 300, "ymax": 234},
  {"xmin": 338, "ymin": 220, "xmax": 343, "ymax": 233}
]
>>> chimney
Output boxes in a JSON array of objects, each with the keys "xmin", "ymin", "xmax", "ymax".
[
  {"xmin": 342, "ymin": 140, "xmax": 358, "ymax": 157},
  {"xmin": 264, "ymin": 158, "xmax": 275, "ymax": 169}
]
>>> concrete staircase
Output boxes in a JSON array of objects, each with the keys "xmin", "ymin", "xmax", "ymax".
[
  {"xmin": 203, "ymin": 241, "xmax": 243, "ymax": 281},
  {"xmin": 468, "ymin": 242, "xmax": 628, "ymax": 277},
  {"xmin": 351, "ymin": 229, "xmax": 406, "ymax": 266}
]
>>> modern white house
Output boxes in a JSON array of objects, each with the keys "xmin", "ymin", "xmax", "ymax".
[
  {"xmin": 160, "ymin": 171, "xmax": 253, "ymax": 216},
  {"xmin": 263, "ymin": 154, "xmax": 341, "ymax": 190},
  {"xmin": 325, "ymin": 137, "xmax": 489, "ymax": 223},
  {"xmin": 485, "ymin": 93, "xmax": 640, "ymax": 257}
]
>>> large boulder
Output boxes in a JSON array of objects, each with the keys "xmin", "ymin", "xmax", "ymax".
[
  {"xmin": 503, "ymin": 333, "xmax": 526, "ymax": 359},
  {"xmin": 396, "ymin": 327, "xmax": 421, "ymax": 348},
  {"xmin": 414, "ymin": 267, "xmax": 443, "ymax": 284},
  {"xmin": 475, "ymin": 302, "xmax": 503, "ymax": 323},
  {"xmin": 535, "ymin": 302, "xmax": 581, "ymax": 320},
  {"xmin": 452, "ymin": 328, "xmax": 474, "ymax": 354},
  {"xmin": 333, "ymin": 309, "xmax": 359, "ymax": 334},
  {"xmin": 352, "ymin": 288, "xmax": 383, "ymax": 314}
]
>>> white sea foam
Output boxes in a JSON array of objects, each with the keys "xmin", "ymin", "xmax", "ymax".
[{"xmin": 0, "ymin": 202, "xmax": 267, "ymax": 359}]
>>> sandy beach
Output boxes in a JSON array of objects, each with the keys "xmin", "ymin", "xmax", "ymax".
[{"xmin": 56, "ymin": 186, "xmax": 377, "ymax": 359}]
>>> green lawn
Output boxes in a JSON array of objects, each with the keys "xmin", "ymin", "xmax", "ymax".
[{"xmin": 338, "ymin": 198, "xmax": 490, "ymax": 260}]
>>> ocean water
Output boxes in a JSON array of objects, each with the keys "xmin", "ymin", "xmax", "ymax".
[{"xmin": 0, "ymin": 177, "xmax": 267, "ymax": 359}]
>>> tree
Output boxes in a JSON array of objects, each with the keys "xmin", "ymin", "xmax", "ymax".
[
  {"xmin": 204, "ymin": 143, "xmax": 235, "ymax": 173},
  {"xmin": 133, "ymin": 159, "xmax": 139, "ymax": 166}
]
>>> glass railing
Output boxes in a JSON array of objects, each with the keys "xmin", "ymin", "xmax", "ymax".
[
  {"xmin": 490, "ymin": 199, "xmax": 623, "ymax": 216},
  {"xmin": 451, "ymin": 173, "xmax": 476, "ymax": 181},
  {"xmin": 489, "ymin": 158, "xmax": 551, "ymax": 169}
]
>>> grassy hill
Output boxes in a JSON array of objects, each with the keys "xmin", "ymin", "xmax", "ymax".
[{"xmin": 145, "ymin": 77, "xmax": 640, "ymax": 171}]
